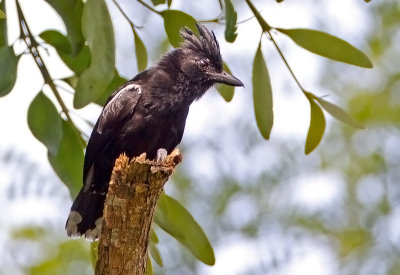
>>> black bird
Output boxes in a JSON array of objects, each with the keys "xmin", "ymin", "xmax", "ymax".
[{"xmin": 66, "ymin": 23, "xmax": 243, "ymax": 239}]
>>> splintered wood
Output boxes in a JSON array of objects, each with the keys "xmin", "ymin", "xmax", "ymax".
[{"xmin": 95, "ymin": 149, "xmax": 182, "ymax": 275}]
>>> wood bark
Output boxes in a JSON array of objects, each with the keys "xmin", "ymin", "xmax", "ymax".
[{"xmin": 95, "ymin": 149, "xmax": 182, "ymax": 275}]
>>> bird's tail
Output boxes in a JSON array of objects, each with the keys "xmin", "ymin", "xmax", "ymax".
[{"xmin": 66, "ymin": 189, "xmax": 106, "ymax": 240}]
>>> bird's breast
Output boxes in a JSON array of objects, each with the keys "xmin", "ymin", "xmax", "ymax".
[{"xmin": 116, "ymin": 106, "xmax": 189, "ymax": 160}]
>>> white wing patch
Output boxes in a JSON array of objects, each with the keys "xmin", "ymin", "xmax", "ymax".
[
  {"xmin": 106, "ymin": 83, "xmax": 141, "ymax": 109},
  {"xmin": 66, "ymin": 211, "xmax": 103, "ymax": 240},
  {"xmin": 84, "ymin": 217, "xmax": 103, "ymax": 240},
  {"xmin": 83, "ymin": 165, "xmax": 95, "ymax": 192},
  {"xmin": 66, "ymin": 211, "xmax": 83, "ymax": 238},
  {"xmin": 97, "ymin": 83, "xmax": 142, "ymax": 134}
]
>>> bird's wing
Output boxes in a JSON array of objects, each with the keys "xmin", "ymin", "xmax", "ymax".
[
  {"xmin": 97, "ymin": 83, "xmax": 142, "ymax": 134},
  {"xmin": 82, "ymin": 82, "xmax": 142, "ymax": 191}
]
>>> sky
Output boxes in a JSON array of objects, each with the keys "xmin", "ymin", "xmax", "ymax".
[{"xmin": 0, "ymin": 0, "xmax": 373, "ymax": 274}]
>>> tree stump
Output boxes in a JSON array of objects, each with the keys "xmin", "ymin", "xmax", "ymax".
[{"xmin": 95, "ymin": 149, "xmax": 182, "ymax": 275}]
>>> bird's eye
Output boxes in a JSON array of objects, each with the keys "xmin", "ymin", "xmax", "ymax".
[{"xmin": 198, "ymin": 60, "xmax": 209, "ymax": 71}]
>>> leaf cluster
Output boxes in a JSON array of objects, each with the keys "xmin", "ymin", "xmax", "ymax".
[{"xmin": 246, "ymin": 0, "xmax": 370, "ymax": 154}]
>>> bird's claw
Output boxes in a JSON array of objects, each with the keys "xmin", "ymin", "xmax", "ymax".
[{"xmin": 156, "ymin": 148, "xmax": 168, "ymax": 164}]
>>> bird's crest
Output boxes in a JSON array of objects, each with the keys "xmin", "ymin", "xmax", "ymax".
[{"xmin": 180, "ymin": 23, "xmax": 222, "ymax": 70}]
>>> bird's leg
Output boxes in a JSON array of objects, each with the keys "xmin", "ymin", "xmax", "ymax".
[{"xmin": 156, "ymin": 148, "xmax": 168, "ymax": 164}]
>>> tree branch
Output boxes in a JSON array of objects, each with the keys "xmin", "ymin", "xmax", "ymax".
[
  {"xmin": 245, "ymin": 0, "xmax": 307, "ymax": 94},
  {"xmin": 95, "ymin": 149, "xmax": 182, "ymax": 275},
  {"xmin": 112, "ymin": 0, "xmax": 141, "ymax": 29},
  {"xmin": 15, "ymin": 0, "xmax": 85, "ymax": 147},
  {"xmin": 264, "ymin": 29, "xmax": 307, "ymax": 94},
  {"xmin": 136, "ymin": 0, "xmax": 161, "ymax": 15}
]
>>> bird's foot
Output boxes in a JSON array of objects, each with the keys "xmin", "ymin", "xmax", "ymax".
[{"xmin": 156, "ymin": 148, "xmax": 168, "ymax": 164}]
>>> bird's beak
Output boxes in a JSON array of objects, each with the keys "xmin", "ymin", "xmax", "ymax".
[{"xmin": 210, "ymin": 71, "xmax": 244, "ymax": 87}]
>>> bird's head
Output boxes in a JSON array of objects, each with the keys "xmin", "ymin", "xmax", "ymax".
[{"xmin": 177, "ymin": 23, "xmax": 243, "ymax": 89}]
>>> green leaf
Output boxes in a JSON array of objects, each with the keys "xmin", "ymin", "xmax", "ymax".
[
  {"xmin": 315, "ymin": 97, "xmax": 365, "ymax": 129},
  {"xmin": 90, "ymin": 241, "xmax": 99, "ymax": 269},
  {"xmin": 29, "ymin": 240, "xmax": 91, "ymax": 275},
  {"xmin": 62, "ymin": 75, "xmax": 79, "ymax": 89},
  {"xmin": 151, "ymin": 0, "xmax": 165, "ymax": 5},
  {"xmin": 62, "ymin": 46, "xmax": 91, "ymax": 75},
  {"xmin": 252, "ymin": 42, "xmax": 273, "ymax": 139},
  {"xmin": 28, "ymin": 92, "xmax": 63, "ymax": 155},
  {"xmin": 12, "ymin": 227, "xmax": 45, "ymax": 240},
  {"xmin": 149, "ymin": 244, "xmax": 163, "ymax": 267},
  {"xmin": 39, "ymin": 30, "xmax": 71, "ymax": 53},
  {"xmin": 224, "ymin": 0, "xmax": 238, "ymax": 43},
  {"xmin": 216, "ymin": 62, "xmax": 235, "ymax": 102},
  {"xmin": 338, "ymin": 228, "xmax": 371, "ymax": 258},
  {"xmin": 276, "ymin": 28, "xmax": 373, "ymax": 68},
  {"xmin": 74, "ymin": 0, "xmax": 115, "ymax": 108},
  {"xmin": 0, "ymin": 8, "xmax": 5, "ymax": 19},
  {"xmin": 44, "ymin": 0, "xmax": 84, "ymax": 54},
  {"xmin": 146, "ymin": 256, "xmax": 153, "ymax": 275},
  {"xmin": 0, "ymin": 1, "xmax": 6, "ymax": 47},
  {"xmin": 0, "ymin": 46, "xmax": 20, "ymax": 97},
  {"xmin": 154, "ymin": 193, "xmax": 215, "ymax": 265},
  {"xmin": 305, "ymin": 94, "xmax": 326, "ymax": 154},
  {"xmin": 245, "ymin": 0, "xmax": 271, "ymax": 32},
  {"xmin": 155, "ymin": 193, "xmax": 181, "ymax": 239},
  {"xmin": 94, "ymin": 70, "xmax": 127, "ymax": 107},
  {"xmin": 150, "ymin": 228, "xmax": 159, "ymax": 244},
  {"xmin": 40, "ymin": 30, "xmax": 91, "ymax": 75},
  {"xmin": 161, "ymin": 10, "xmax": 197, "ymax": 48},
  {"xmin": 48, "ymin": 120, "xmax": 84, "ymax": 198},
  {"xmin": 133, "ymin": 29, "xmax": 148, "ymax": 72}
]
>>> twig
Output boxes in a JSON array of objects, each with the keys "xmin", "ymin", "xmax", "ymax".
[
  {"xmin": 198, "ymin": 18, "xmax": 222, "ymax": 24},
  {"xmin": 55, "ymin": 82, "xmax": 74, "ymax": 95},
  {"xmin": 15, "ymin": 0, "xmax": 85, "ymax": 147},
  {"xmin": 69, "ymin": 109, "xmax": 96, "ymax": 129},
  {"xmin": 245, "ymin": 0, "xmax": 307, "ymax": 94},
  {"xmin": 112, "ymin": 0, "xmax": 141, "ymax": 29},
  {"xmin": 136, "ymin": 0, "xmax": 161, "ymax": 15},
  {"xmin": 264, "ymin": 29, "xmax": 307, "ymax": 94},
  {"xmin": 237, "ymin": 15, "xmax": 256, "ymax": 25}
]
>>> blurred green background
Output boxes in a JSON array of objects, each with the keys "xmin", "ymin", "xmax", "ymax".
[{"xmin": 0, "ymin": 0, "xmax": 399, "ymax": 274}]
